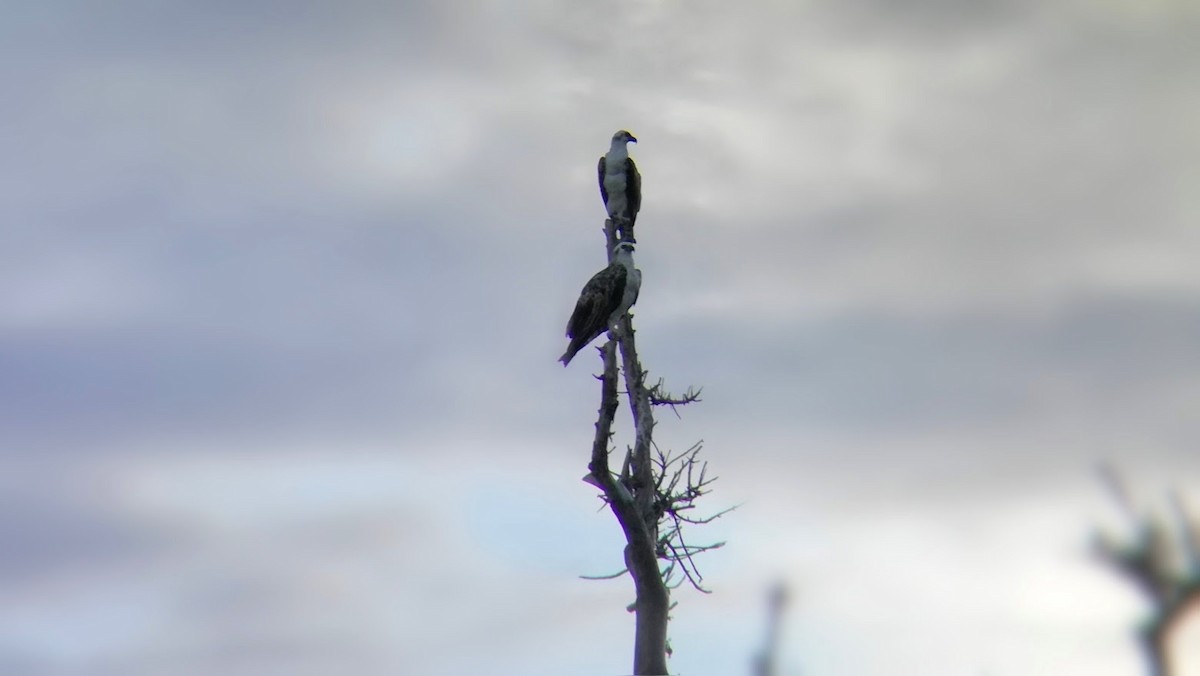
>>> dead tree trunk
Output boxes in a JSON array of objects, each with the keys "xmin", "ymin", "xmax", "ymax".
[
  {"xmin": 586, "ymin": 217, "xmax": 669, "ymax": 675},
  {"xmin": 583, "ymin": 218, "xmax": 728, "ymax": 675}
]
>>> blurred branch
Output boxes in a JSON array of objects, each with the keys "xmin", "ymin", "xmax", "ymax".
[
  {"xmin": 1092, "ymin": 464, "xmax": 1200, "ymax": 676},
  {"xmin": 753, "ymin": 583, "xmax": 790, "ymax": 676}
]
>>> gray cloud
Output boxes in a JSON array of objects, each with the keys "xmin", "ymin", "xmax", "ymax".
[{"xmin": 0, "ymin": 491, "xmax": 172, "ymax": 583}]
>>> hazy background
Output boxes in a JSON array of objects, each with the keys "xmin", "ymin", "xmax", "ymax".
[{"xmin": 3, "ymin": 1, "xmax": 1199, "ymax": 674}]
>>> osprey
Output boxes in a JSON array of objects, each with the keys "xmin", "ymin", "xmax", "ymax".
[
  {"xmin": 598, "ymin": 130, "xmax": 642, "ymax": 233},
  {"xmin": 559, "ymin": 241, "xmax": 642, "ymax": 366}
]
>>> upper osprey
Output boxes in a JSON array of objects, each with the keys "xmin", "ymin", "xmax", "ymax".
[
  {"xmin": 598, "ymin": 130, "xmax": 642, "ymax": 234},
  {"xmin": 559, "ymin": 241, "xmax": 642, "ymax": 366}
]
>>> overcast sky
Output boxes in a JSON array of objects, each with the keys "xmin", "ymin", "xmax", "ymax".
[{"xmin": 3, "ymin": 1, "xmax": 1199, "ymax": 675}]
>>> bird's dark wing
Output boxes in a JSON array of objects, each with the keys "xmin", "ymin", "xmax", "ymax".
[
  {"xmin": 625, "ymin": 157, "xmax": 641, "ymax": 222},
  {"xmin": 597, "ymin": 155, "xmax": 608, "ymax": 207},
  {"xmin": 566, "ymin": 263, "xmax": 627, "ymax": 341}
]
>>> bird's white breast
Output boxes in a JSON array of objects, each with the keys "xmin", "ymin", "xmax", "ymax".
[
  {"xmin": 604, "ymin": 148, "xmax": 629, "ymax": 211},
  {"xmin": 604, "ymin": 171, "xmax": 628, "ymax": 196},
  {"xmin": 609, "ymin": 256, "xmax": 640, "ymax": 321}
]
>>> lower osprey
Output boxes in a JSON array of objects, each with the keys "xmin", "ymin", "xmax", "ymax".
[{"xmin": 559, "ymin": 241, "xmax": 642, "ymax": 366}]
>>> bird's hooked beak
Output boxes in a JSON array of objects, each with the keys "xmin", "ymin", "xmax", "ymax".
[{"xmin": 627, "ymin": 133, "xmax": 638, "ymax": 143}]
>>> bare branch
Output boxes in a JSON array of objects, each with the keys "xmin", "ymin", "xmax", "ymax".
[
  {"xmin": 676, "ymin": 503, "xmax": 740, "ymax": 525},
  {"xmin": 585, "ymin": 339, "xmax": 623, "ymax": 503},
  {"xmin": 1097, "ymin": 461, "xmax": 1139, "ymax": 524},
  {"xmin": 1093, "ymin": 468, "xmax": 1200, "ymax": 676},
  {"xmin": 648, "ymin": 379, "xmax": 703, "ymax": 418},
  {"xmin": 1169, "ymin": 491, "xmax": 1200, "ymax": 571},
  {"xmin": 581, "ymin": 568, "xmax": 630, "ymax": 580},
  {"xmin": 664, "ymin": 537, "xmax": 712, "ymax": 593}
]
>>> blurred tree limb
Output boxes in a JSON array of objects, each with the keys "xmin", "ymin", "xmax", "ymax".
[{"xmin": 1093, "ymin": 464, "xmax": 1200, "ymax": 676}]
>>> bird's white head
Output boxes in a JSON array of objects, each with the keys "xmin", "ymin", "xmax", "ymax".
[
  {"xmin": 611, "ymin": 129, "xmax": 638, "ymax": 145},
  {"xmin": 611, "ymin": 240, "xmax": 636, "ymax": 261}
]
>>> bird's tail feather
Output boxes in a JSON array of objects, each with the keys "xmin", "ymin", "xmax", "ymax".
[{"xmin": 559, "ymin": 347, "xmax": 577, "ymax": 366}]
